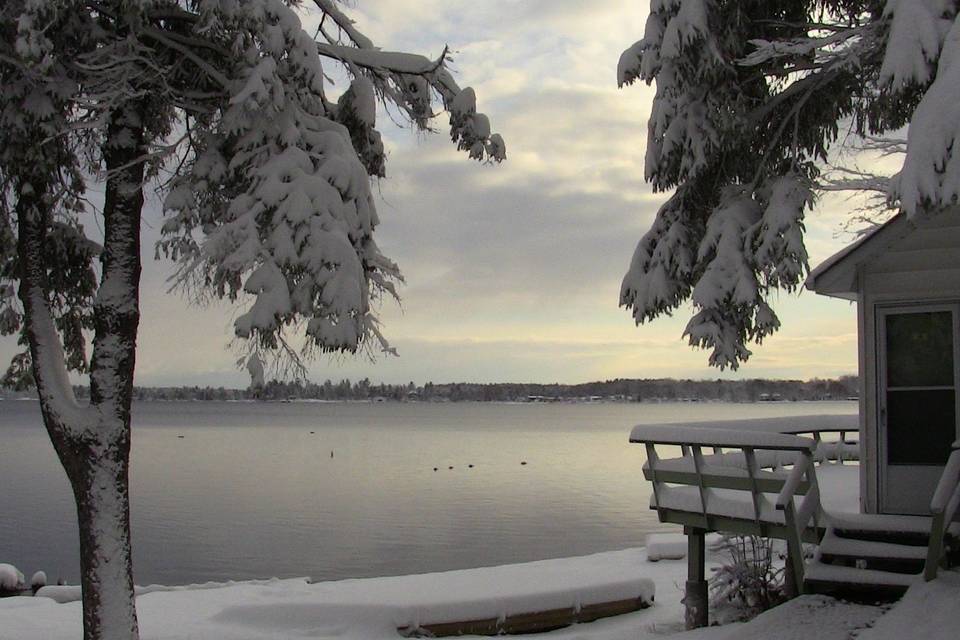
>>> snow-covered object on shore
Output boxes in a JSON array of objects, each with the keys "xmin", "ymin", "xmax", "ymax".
[
  {"xmin": 646, "ymin": 533, "xmax": 726, "ymax": 561},
  {"xmin": 0, "ymin": 564, "xmax": 24, "ymax": 592},
  {"xmin": 29, "ymin": 571, "xmax": 45, "ymax": 591},
  {"xmin": 646, "ymin": 534, "xmax": 688, "ymax": 561}
]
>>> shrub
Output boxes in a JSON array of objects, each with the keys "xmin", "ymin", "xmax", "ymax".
[{"xmin": 709, "ymin": 535, "xmax": 786, "ymax": 621}]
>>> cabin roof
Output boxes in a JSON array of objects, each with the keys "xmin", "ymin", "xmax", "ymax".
[{"xmin": 805, "ymin": 213, "xmax": 914, "ymax": 300}]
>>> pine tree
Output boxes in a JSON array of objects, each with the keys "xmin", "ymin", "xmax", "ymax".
[
  {"xmin": 618, "ymin": 0, "xmax": 960, "ymax": 368},
  {"xmin": 0, "ymin": 2, "xmax": 503, "ymax": 639}
]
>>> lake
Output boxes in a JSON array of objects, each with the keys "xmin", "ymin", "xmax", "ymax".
[{"xmin": 0, "ymin": 399, "xmax": 856, "ymax": 586}]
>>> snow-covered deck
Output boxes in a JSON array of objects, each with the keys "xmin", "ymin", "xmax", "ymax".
[
  {"xmin": 631, "ymin": 418, "xmax": 858, "ymax": 543},
  {"xmin": 630, "ymin": 416, "xmax": 960, "ymax": 629}
]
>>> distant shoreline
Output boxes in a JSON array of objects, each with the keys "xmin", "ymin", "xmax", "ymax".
[{"xmin": 2, "ymin": 375, "xmax": 858, "ymax": 404}]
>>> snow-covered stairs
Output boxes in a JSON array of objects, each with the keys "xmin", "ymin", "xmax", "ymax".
[{"xmin": 803, "ymin": 515, "xmax": 934, "ymax": 600}]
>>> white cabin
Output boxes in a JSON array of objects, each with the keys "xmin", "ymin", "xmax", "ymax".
[{"xmin": 807, "ymin": 208, "xmax": 960, "ymax": 515}]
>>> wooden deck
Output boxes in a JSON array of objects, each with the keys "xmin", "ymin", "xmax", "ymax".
[{"xmin": 630, "ymin": 418, "xmax": 960, "ymax": 628}]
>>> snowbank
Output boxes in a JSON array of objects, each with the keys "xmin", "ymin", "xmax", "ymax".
[
  {"xmin": 9, "ymin": 549, "xmax": 948, "ymax": 640},
  {"xmin": 665, "ymin": 594, "xmax": 882, "ymax": 640},
  {"xmin": 2, "ymin": 549, "xmax": 680, "ymax": 640},
  {"xmin": 856, "ymin": 571, "xmax": 960, "ymax": 640}
]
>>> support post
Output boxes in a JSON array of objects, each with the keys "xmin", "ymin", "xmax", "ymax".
[
  {"xmin": 684, "ymin": 526, "xmax": 708, "ymax": 629},
  {"xmin": 783, "ymin": 544, "xmax": 798, "ymax": 599}
]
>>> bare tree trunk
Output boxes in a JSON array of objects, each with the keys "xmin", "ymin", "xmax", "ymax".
[{"xmin": 17, "ymin": 104, "xmax": 146, "ymax": 640}]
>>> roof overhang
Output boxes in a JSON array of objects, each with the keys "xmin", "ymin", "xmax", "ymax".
[{"xmin": 805, "ymin": 213, "xmax": 915, "ymax": 300}]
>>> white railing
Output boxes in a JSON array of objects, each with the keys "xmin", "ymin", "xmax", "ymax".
[
  {"xmin": 775, "ymin": 450, "xmax": 823, "ymax": 594},
  {"xmin": 630, "ymin": 421, "xmax": 846, "ymax": 596},
  {"xmin": 924, "ymin": 442, "xmax": 960, "ymax": 581},
  {"xmin": 631, "ymin": 425, "xmax": 819, "ymax": 535}
]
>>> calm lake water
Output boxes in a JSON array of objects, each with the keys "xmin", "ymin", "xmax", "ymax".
[{"xmin": 0, "ymin": 399, "xmax": 856, "ymax": 586}]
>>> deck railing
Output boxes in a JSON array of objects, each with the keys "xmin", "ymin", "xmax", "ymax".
[
  {"xmin": 631, "ymin": 423, "xmax": 836, "ymax": 626},
  {"xmin": 631, "ymin": 419, "xmax": 858, "ymax": 601},
  {"xmin": 924, "ymin": 441, "xmax": 960, "ymax": 581},
  {"xmin": 631, "ymin": 425, "xmax": 823, "ymax": 539},
  {"xmin": 775, "ymin": 450, "xmax": 823, "ymax": 593}
]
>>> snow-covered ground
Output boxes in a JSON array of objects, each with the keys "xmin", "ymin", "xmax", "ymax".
[
  {"xmin": 0, "ymin": 545, "xmax": 708, "ymax": 640},
  {"xmin": 0, "ymin": 546, "xmax": 956, "ymax": 640}
]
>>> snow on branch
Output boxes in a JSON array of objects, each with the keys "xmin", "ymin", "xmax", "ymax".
[
  {"xmin": 879, "ymin": 0, "xmax": 956, "ymax": 91},
  {"xmin": 894, "ymin": 14, "xmax": 960, "ymax": 216},
  {"xmin": 316, "ymin": 43, "xmax": 443, "ymax": 76},
  {"xmin": 161, "ymin": 0, "xmax": 405, "ymax": 362},
  {"xmin": 309, "ymin": 0, "xmax": 506, "ymax": 164},
  {"xmin": 616, "ymin": 2, "xmax": 952, "ymax": 368},
  {"xmin": 738, "ymin": 28, "xmax": 865, "ymax": 69}
]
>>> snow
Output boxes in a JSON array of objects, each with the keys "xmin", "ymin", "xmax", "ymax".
[
  {"xmin": 3, "ymin": 550, "xmax": 673, "ymax": 640},
  {"xmin": 30, "ymin": 571, "xmax": 46, "ymax": 590},
  {"xmin": 630, "ymin": 424, "xmax": 814, "ymax": 450},
  {"xmin": 669, "ymin": 594, "xmax": 884, "ymax": 640},
  {"xmin": 659, "ymin": 0, "xmax": 709, "ymax": 60},
  {"xmin": 803, "ymin": 563, "xmax": 919, "ymax": 588},
  {"xmin": 647, "ymin": 462, "xmax": 860, "ymax": 524},
  {"xmin": 879, "ymin": 0, "xmax": 953, "ymax": 91},
  {"xmin": 0, "ymin": 563, "xmax": 24, "ymax": 591},
  {"xmin": 895, "ymin": 16, "xmax": 960, "ymax": 216},
  {"xmin": 643, "ymin": 533, "xmax": 723, "ymax": 561},
  {"xmin": 4, "ymin": 549, "xmax": 959, "ymax": 640},
  {"xmin": 245, "ymin": 354, "xmax": 265, "ymax": 389},
  {"xmin": 646, "ymin": 534, "xmax": 689, "ymax": 561},
  {"xmin": 856, "ymin": 571, "xmax": 960, "ymax": 640}
]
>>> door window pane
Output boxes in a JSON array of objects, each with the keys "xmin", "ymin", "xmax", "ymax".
[
  {"xmin": 887, "ymin": 389, "xmax": 955, "ymax": 465},
  {"xmin": 886, "ymin": 311, "xmax": 954, "ymax": 387}
]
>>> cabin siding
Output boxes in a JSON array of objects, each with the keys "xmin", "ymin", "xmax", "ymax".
[{"xmin": 858, "ymin": 214, "xmax": 960, "ymax": 513}]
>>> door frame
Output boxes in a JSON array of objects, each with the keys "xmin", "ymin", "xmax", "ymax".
[{"xmin": 876, "ymin": 301, "xmax": 960, "ymax": 514}]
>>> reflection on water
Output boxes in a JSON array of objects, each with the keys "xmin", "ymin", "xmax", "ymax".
[{"xmin": 0, "ymin": 399, "xmax": 855, "ymax": 585}]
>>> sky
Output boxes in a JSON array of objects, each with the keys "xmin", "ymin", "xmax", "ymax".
[{"xmin": 0, "ymin": 1, "xmax": 864, "ymax": 388}]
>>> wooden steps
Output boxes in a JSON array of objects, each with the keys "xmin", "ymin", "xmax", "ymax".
[
  {"xmin": 804, "ymin": 563, "xmax": 918, "ymax": 601},
  {"xmin": 804, "ymin": 515, "xmax": 936, "ymax": 601}
]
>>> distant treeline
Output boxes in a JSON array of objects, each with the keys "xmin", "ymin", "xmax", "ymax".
[{"xmin": 46, "ymin": 375, "xmax": 859, "ymax": 403}]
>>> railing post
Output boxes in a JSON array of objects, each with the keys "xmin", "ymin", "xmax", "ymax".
[
  {"xmin": 645, "ymin": 443, "xmax": 663, "ymax": 518},
  {"xmin": 783, "ymin": 544, "xmax": 798, "ymax": 599},
  {"xmin": 743, "ymin": 447, "xmax": 765, "ymax": 536},
  {"xmin": 924, "ymin": 511, "xmax": 946, "ymax": 582},
  {"xmin": 781, "ymin": 501, "xmax": 806, "ymax": 595},
  {"xmin": 691, "ymin": 445, "xmax": 710, "ymax": 529},
  {"xmin": 684, "ymin": 526, "xmax": 708, "ymax": 630}
]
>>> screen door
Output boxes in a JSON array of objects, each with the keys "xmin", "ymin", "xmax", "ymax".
[{"xmin": 879, "ymin": 305, "xmax": 959, "ymax": 514}]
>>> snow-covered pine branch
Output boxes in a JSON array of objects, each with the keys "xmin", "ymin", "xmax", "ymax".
[
  {"xmin": 619, "ymin": 0, "xmax": 960, "ymax": 369},
  {"xmin": 310, "ymin": 0, "xmax": 506, "ymax": 164}
]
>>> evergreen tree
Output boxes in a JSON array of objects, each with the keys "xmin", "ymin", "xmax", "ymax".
[
  {"xmin": 619, "ymin": 0, "xmax": 959, "ymax": 368},
  {"xmin": 0, "ymin": 2, "xmax": 502, "ymax": 638}
]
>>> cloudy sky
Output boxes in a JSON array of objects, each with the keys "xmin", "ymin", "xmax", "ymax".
[{"xmin": 1, "ymin": 1, "xmax": 863, "ymax": 388}]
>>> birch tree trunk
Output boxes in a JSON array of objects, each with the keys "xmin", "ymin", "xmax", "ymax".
[{"xmin": 16, "ymin": 105, "xmax": 146, "ymax": 640}]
